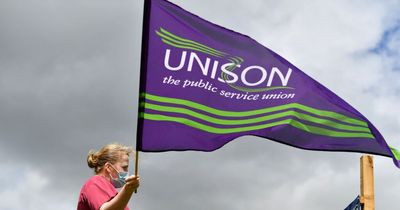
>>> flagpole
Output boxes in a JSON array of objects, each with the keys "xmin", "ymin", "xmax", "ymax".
[
  {"xmin": 133, "ymin": 150, "xmax": 139, "ymax": 193},
  {"xmin": 360, "ymin": 155, "xmax": 375, "ymax": 210},
  {"xmin": 135, "ymin": 150, "xmax": 139, "ymax": 177},
  {"xmin": 134, "ymin": 0, "xmax": 151, "ymax": 193}
]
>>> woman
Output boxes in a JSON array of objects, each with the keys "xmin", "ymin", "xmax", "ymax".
[{"xmin": 77, "ymin": 143, "xmax": 140, "ymax": 210}]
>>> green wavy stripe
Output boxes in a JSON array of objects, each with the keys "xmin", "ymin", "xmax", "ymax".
[
  {"xmin": 228, "ymin": 84, "xmax": 294, "ymax": 92},
  {"xmin": 390, "ymin": 146, "xmax": 400, "ymax": 160},
  {"xmin": 159, "ymin": 28, "xmax": 227, "ymax": 57},
  {"xmin": 157, "ymin": 29, "xmax": 225, "ymax": 57},
  {"xmin": 159, "ymin": 28, "xmax": 225, "ymax": 55},
  {"xmin": 156, "ymin": 30, "xmax": 224, "ymax": 58},
  {"xmin": 221, "ymin": 62, "xmax": 239, "ymax": 83},
  {"xmin": 228, "ymin": 57, "xmax": 241, "ymax": 64},
  {"xmin": 160, "ymin": 38, "xmax": 222, "ymax": 57},
  {"xmin": 140, "ymin": 112, "xmax": 374, "ymax": 138},
  {"xmin": 142, "ymin": 102, "xmax": 371, "ymax": 133},
  {"xmin": 141, "ymin": 93, "xmax": 369, "ymax": 128},
  {"xmin": 235, "ymin": 56, "xmax": 244, "ymax": 62}
]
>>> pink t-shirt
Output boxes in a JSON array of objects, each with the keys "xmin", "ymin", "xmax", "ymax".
[{"xmin": 77, "ymin": 175, "xmax": 130, "ymax": 210}]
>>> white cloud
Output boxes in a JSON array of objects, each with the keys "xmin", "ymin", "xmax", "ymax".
[{"xmin": 0, "ymin": 164, "xmax": 78, "ymax": 210}]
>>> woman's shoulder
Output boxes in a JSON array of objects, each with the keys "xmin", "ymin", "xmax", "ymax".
[
  {"xmin": 80, "ymin": 175, "xmax": 114, "ymax": 193},
  {"xmin": 83, "ymin": 175, "xmax": 110, "ymax": 187},
  {"xmin": 84, "ymin": 175, "xmax": 106, "ymax": 184},
  {"xmin": 77, "ymin": 176, "xmax": 117, "ymax": 210}
]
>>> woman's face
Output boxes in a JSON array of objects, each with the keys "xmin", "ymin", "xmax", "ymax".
[{"xmin": 109, "ymin": 153, "xmax": 129, "ymax": 177}]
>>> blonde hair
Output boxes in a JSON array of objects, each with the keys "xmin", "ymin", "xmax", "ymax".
[{"xmin": 87, "ymin": 143, "xmax": 133, "ymax": 174}]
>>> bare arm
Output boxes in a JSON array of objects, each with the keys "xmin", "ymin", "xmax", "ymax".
[{"xmin": 100, "ymin": 176, "xmax": 140, "ymax": 210}]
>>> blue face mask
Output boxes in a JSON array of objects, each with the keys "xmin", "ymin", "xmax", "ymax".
[{"xmin": 109, "ymin": 165, "xmax": 128, "ymax": 188}]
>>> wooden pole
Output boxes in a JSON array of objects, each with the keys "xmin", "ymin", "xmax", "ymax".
[
  {"xmin": 134, "ymin": 0, "xmax": 148, "ymax": 194},
  {"xmin": 134, "ymin": 150, "xmax": 139, "ymax": 193},
  {"xmin": 360, "ymin": 155, "xmax": 374, "ymax": 210},
  {"xmin": 135, "ymin": 150, "xmax": 139, "ymax": 177}
]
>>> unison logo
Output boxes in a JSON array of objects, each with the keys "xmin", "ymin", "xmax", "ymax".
[{"xmin": 156, "ymin": 28, "xmax": 294, "ymax": 93}]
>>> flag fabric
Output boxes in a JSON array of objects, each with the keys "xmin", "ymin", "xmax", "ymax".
[
  {"xmin": 137, "ymin": 0, "xmax": 400, "ymax": 168},
  {"xmin": 344, "ymin": 196, "xmax": 361, "ymax": 210}
]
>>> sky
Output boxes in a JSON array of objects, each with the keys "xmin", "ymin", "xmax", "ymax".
[{"xmin": 1, "ymin": 0, "xmax": 400, "ymax": 209}]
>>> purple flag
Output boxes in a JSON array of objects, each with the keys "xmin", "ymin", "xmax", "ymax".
[{"xmin": 137, "ymin": 0, "xmax": 400, "ymax": 168}]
